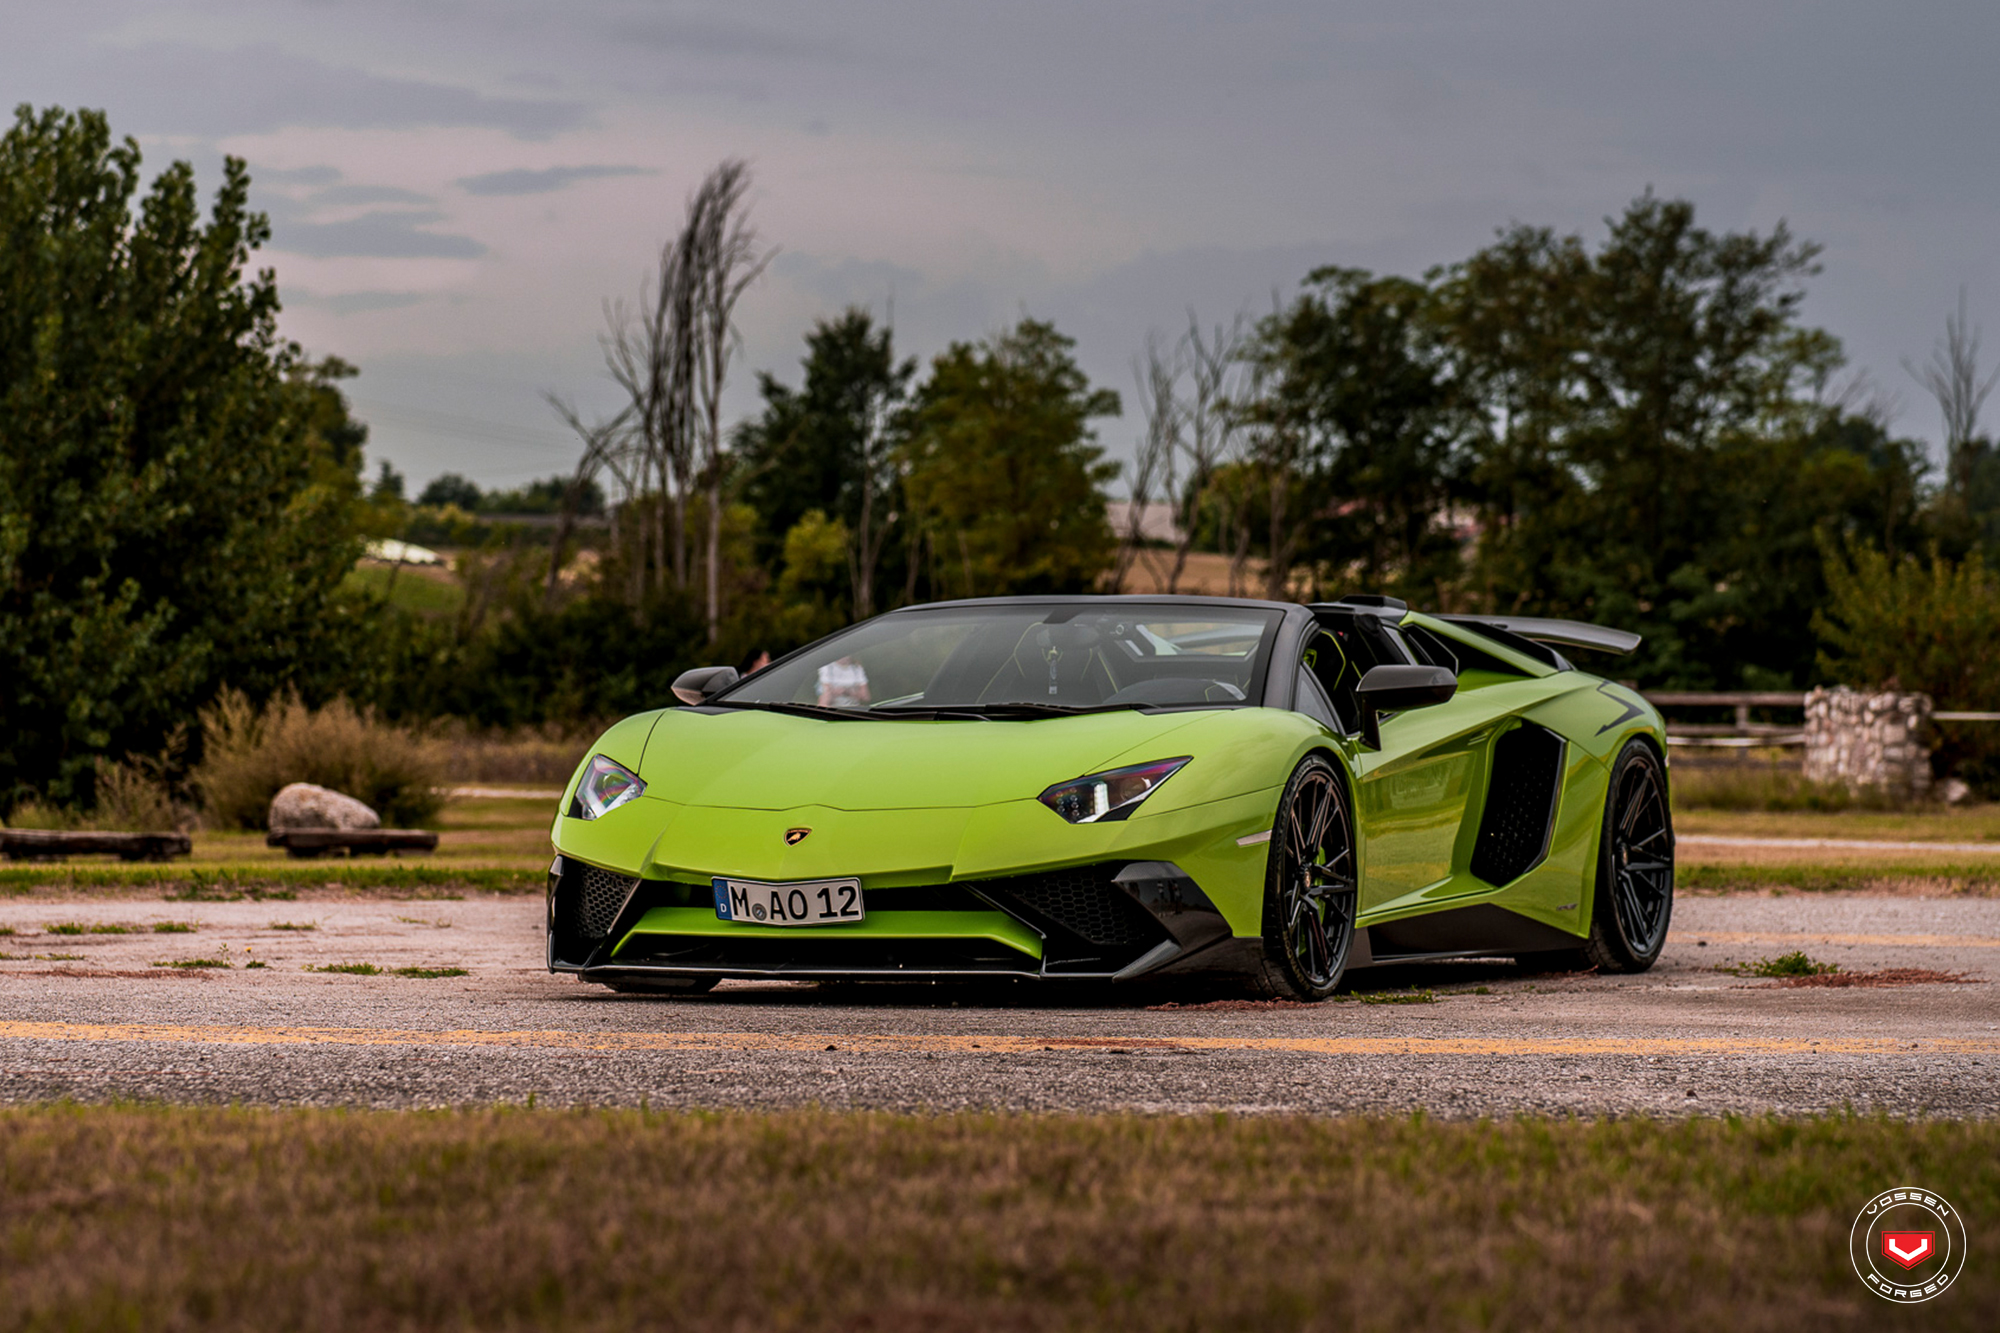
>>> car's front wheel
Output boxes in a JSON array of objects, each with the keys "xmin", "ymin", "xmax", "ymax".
[
  {"xmin": 1252, "ymin": 754, "xmax": 1358, "ymax": 1000},
  {"xmin": 1577, "ymin": 739, "xmax": 1675, "ymax": 973}
]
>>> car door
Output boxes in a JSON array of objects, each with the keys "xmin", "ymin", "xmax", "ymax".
[{"xmin": 1311, "ymin": 618, "xmax": 1513, "ymax": 916}]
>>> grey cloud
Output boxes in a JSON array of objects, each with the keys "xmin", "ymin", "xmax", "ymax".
[
  {"xmin": 70, "ymin": 42, "xmax": 589, "ymax": 139},
  {"xmin": 272, "ymin": 210, "xmax": 486, "ymax": 260},
  {"xmin": 288, "ymin": 290, "xmax": 428, "ymax": 315},
  {"xmin": 312, "ymin": 183, "xmax": 433, "ymax": 206},
  {"xmin": 251, "ymin": 164, "xmax": 342, "ymax": 186},
  {"xmin": 457, "ymin": 165, "xmax": 652, "ymax": 196},
  {"xmin": 606, "ymin": 14, "xmax": 845, "ymax": 61}
]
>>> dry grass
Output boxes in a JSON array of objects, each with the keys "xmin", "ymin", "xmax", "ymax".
[
  {"xmin": 195, "ymin": 690, "xmax": 447, "ymax": 830},
  {"xmin": 1748, "ymin": 968, "xmax": 1981, "ymax": 989},
  {"xmin": 435, "ymin": 720, "xmax": 599, "ymax": 786},
  {"xmin": 5, "ymin": 756, "xmax": 186, "ymax": 833},
  {"xmin": 1671, "ymin": 756, "xmax": 1909, "ymax": 813},
  {"xmin": 0, "ymin": 1108, "xmax": 1994, "ymax": 1332}
]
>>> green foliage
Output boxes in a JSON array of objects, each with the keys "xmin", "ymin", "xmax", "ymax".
[
  {"xmin": 1816, "ymin": 544, "xmax": 2000, "ymax": 703},
  {"xmin": 194, "ymin": 689, "xmax": 445, "ymax": 829},
  {"xmin": 417, "ymin": 473, "xmax": 483, "ymax": 510},
  {"xmin": 734, "ymin": 309, "xmax": 915, "ymax": 616},
  {"xmin": 1426, "ymin": 193, "xmax": 1925, "ymax": 686},
  {"xmin": 0, "ymin": 105, "xmax": 372, "ymax": 807},
  {"xmin": 1816, "ymin": 542, "xmax": 2000, "ymax": 792},
  {"xmin": 1247, "ymin": 268, "xmax": 1468, "ymax": 599},
  {"xmin": 900, "ymin": 318, "xmax": 1120, "ymax": 598},
  {"xmin": 1720, "ymin": 951, "xmax": 1839, "ymax": 978}
]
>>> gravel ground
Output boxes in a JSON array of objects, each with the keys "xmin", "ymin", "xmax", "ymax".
[{"xmin": 2, "ymin": 893, "xmax": 1996, "ymax": 1117}]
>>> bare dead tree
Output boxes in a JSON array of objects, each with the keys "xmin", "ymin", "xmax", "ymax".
[
  {"xmin": 683, "ymin": 160, "xmax": 775, "ymax": 642},
  {"xmin": 601, "ymin": 243, "xmax": 698, "ymax": 596},
  {"xmin": 543, "ymin": 395, "xmax": 633, "ymax": 606},
  {"xmin": 1906, "ymin": 288, "xmax": 2000, "ymax": 495},
  {"xmin": 1171, "ymin": 311, "xmax": 1251, "ymax": 593},
  {"xmin": 1111, "ymin": 332, "xmax": 1182, "ymax": 592}
]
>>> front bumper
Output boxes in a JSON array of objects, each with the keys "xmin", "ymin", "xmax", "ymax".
[{"xmin": 547, "ymin": 855, "xmax": 1250, "ymax": 983}]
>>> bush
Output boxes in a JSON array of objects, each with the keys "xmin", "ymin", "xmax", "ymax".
[
  {"xmin": 195, "ymin": 691, "xmax": 446, "ymax": 829},
  {"xmin": 1816, "ymin": 543, "xmax": 2000, "ymax": 794},
  {"xmin": 2, "ymin": 753, "xmax": 186, "ymax": 832}
]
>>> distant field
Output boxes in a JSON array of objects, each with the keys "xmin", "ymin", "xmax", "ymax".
[
  {"xmin": 1677, "ymin": 804, "xmax": 2000, "ymax": 843},
  {"xmin": 0, "ymin": 1106, "xmax": 1990, "ymax": 1332},
  {"xmin": 0, "ymin": 795, "xmax": 552, "ymax": 897},
  {"xmin": 342, "ymin": 560, "xmax": 465, "ymax": 617}
]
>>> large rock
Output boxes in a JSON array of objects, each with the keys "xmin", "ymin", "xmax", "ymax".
[{"xmin": 268, "ymin": 783, "xmax": 380, "ymax": 832}]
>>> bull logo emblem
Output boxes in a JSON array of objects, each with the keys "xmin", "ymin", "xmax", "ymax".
[{"xmin": 784, "ymin": 827, "xmax": 811, "ymax": 845}]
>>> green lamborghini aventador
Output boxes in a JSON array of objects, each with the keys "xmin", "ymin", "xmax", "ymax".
[{"xmin": 545, "ymin": 594, "xmax": 1674, "ymax": 999}]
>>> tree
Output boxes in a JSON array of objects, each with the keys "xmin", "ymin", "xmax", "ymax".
[
  {"xmin": 1246, "ymin": 269, "xmax": 1467, "ymax": 600},
  {"xmin": 0, "ymin": 105, "xmax": 367, "ymax": 805},
  {"xmin": 734, "ymin": 308, "xmax": 915, "ymax": 618},
  {"xmin": 900, "ymin": 319, "xmax": 1120, "ymax": 598},
  {"xmin": 417, "ymin": 473, "xmax": 481, "ymax": 509},
  {"xmin": 593, "ymin": 159, "xmax": 770, "ymax": 639},
  {"xmin": 1430, "ymin": 192, "xmax": 1913, "ymax": 685},
  {"xmin": 1905, "ymin": 290, "xmax": 2000, "ymax": 558}
]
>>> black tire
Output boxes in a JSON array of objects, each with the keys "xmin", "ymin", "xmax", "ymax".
[
  {"xmin": 604, "ymin": 976, "xmax": 719, "ymax": 996},
  {"xmin": 1577, "ymin": 740, "xmax": 1675, "ymax": 973},
  {"xmin": 1251, "ymin": 754, "xmax": 1359, "ymax": 1000}
]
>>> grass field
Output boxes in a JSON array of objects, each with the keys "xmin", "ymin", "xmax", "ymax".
[{"xmin": 0, "ymin": 1106, "xmax": 1990, "ymax": 1332}]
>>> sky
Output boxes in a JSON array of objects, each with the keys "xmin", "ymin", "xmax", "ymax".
[{"xmin": 9, "ymin": 1, "xmax": 1999, "ymax": 493}]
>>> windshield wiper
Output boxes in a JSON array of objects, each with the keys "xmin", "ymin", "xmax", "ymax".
[{"xmin": 713, "ymin": 700, "xmax": 882, "ymax": 722}]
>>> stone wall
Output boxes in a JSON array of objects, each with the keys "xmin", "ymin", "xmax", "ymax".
[{"xmin": 1802, "ymin": 687, "xmax": 1932, "ymax": 799}]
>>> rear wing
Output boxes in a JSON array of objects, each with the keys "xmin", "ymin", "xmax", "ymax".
[{"xmin": 1439, "ymin": 615, "xmax": 1640, "ymax": 657}]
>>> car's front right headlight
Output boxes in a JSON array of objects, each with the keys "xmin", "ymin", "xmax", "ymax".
[{"xmin": 571, "ymin": 754, "xmax": 645, "ymax": 820}]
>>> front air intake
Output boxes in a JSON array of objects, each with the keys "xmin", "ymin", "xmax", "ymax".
[{"xmin": 573, "ymin": 866, "xmax": 639, "ymax": 939}]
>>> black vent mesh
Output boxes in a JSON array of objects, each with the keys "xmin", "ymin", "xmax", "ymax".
[
  {"xmin": 1471, "ymin": 723, "xmax": 1565, "ymax": 886},
  {"xmin": 995, "ymin": 869, "xmax": 1160, "ymax": 946},
  {"xmin": 576, "ymin": 866, "xmax": 638, "ymax": 939}
]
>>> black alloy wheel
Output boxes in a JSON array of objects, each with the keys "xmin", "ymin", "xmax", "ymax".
[
  {"xmin": 1254, "ymin": 754, "xmax": 1358, "ymax": 1000},
  {"xmin": 1580, "ymin": 739, "xmax": 1675, "ymax": 973}
]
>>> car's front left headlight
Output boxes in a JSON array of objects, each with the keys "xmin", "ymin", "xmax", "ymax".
[
  {"xmin": 1038, "ymin": 757, "xmax": 1190, "ymax": 824},
  {"xmin": 571, "ymin": 754, "xmax": 646, "ymax": 820}
]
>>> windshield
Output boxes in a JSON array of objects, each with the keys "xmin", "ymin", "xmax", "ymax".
[{"xmin": 717, "ymin": 603, "xmax": 1283, "ymax": 715}]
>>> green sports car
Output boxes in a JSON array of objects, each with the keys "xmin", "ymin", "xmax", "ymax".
[{"xmin": 546, "ymin": 594, "xmax": 1674, "ymax": 999}]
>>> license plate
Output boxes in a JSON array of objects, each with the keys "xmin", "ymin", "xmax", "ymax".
[{"xmin": 713, "ymin": 877, "xmax": 864, "ymax": 926}]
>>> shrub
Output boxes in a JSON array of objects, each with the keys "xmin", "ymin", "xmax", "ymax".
[
  {"xmin": 3, "ymin": 753, "xmax": 185, "ymax": 831},
  {"xmin": 1817, "ymin": 542, "xmax": 2000, "ymax": 793},
  {"xmin": 195, "ymin": 690, "xmax": 446, "ymax": 830}
]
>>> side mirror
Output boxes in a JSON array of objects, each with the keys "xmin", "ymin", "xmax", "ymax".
[
  {"xmin": 1353, "ymin": 664, "xmax": 1457, "ymax": 750},
  {"xmin": 672, "ymin": 665, "xmax": 740, "ymax": 706}
]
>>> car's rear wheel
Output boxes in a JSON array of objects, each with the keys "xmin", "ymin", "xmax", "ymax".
[
  {"xmin": 1252, "ymin": 754, "xmax": 1358, "ymax": 1000},
  {"xmin": 1577, "ymin": 739, "xmax": 1675, "ymax": 973},
  {"xmin": 604, "ymin": 976, "xmax": 719, "ymax": 996}
]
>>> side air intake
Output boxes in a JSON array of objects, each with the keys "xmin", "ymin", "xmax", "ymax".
[{"xmin": 1470, "ymin": 722, "xmax": 1565, "ymax": 886}]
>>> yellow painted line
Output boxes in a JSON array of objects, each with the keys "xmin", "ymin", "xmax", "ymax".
[
  {"xmin": 1692, "ymin": 931, "xmax": 2000, "ymax": 949},
  {"xmin": 0, "ymin": 1021, "xmax": 1994, "ymax": 1058}
]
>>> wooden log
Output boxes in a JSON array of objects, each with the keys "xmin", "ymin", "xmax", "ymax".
[
  {"xmin": 0, "ymin": 829, "xmax": 192, "ymax": 862},
  {"xmin": 263, "ymin": 829, "xmax": 440, "ymax": 859}
]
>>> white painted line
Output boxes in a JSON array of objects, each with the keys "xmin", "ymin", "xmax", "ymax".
[{"xmin": 449, "ymin": 787, "xmax": 564, "ymax": 800}]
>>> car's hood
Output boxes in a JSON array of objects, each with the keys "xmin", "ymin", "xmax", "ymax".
[{"xmin": 637, "ymin": 707, "xmax": 1214, "ymax": 810}]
